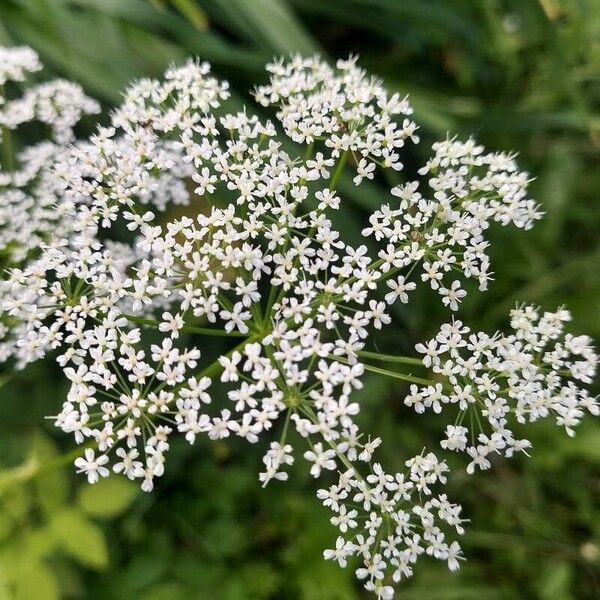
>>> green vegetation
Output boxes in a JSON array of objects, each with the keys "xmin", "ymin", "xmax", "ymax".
[{"xmin": 0, "ymin": 1, "xmax": 599, "ymax": 598}]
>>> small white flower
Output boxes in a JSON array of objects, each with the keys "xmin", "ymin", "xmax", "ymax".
[
  {"xmin": 304, "ymin": 443, "xmax": 336, "ymax": 477},
  {"xmin": 74, "ymin": 448, "xmax": 109, "ymax": 484}
]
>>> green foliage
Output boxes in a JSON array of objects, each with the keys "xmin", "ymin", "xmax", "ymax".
[
  {"xmin": 0, "ymin": 432, "xmax": 137, "ymax": 598},
  {"xmin": 50, "ymin": 509, "xmax": 109, "ymax": 569},
  {"xmin": 78, "ymin": 478, "xmax": 138, "ymax": 518},
  {"xmin": 0, "ymin": 0, "xmax": 599, "ymax": 598}
]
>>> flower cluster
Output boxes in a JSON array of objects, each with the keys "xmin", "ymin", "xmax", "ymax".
[
  {"xmin": 0, "ymin": 46, "xmax": 41, "ymax": 87},
  {"xmin": 254, "ymin": 55, "xmax": 419, "ymax": 178},
  {"xmin": 1, "ymin": 79, "xmax": 99, "ymax": 144},
  {"xmin": 0, "ymin": 47, "xmax": 99, "ymax": 363},
  {"xmin": 60, "ymin": 58, "xmax": 229, "ymax": 223},
  {"xmin": 0, "ymin": 48, "xmax": 597, "ymax": 598},
  {"xmin": 0, "ymin": 46, "xmax": 98, "ymax": 258},
  {"xmin": 363, "ymin": 137, "xmax": 543, "ymax": 310},
  {"xmin": 408, "ymin": 305, "xmax": 598, "ymax": 473},
  {"xmin": 320, "ymin": 453, "xmax": 465, "ymax": 597}
]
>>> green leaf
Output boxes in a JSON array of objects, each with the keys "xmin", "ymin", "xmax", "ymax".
[
  {"xmin": 78, "ymin": 476, "xmax": 138, "ymax": 518},
  {"xmin": 143, "ymin": 582, "xmax": 188, "ymax": 600},
  {"xmin": 22, "ymin": 526, "xmax": 59, "ymax": 561},
  {"xmin": 50, "ymin": 509, "xmax": 108, "ymax": 570},
  {"xmin": 209, "ymin": 0, "xmax": 320, "ymax": 54},
  {"xmin": 31, "ymin": 433, "xmax": 69, "ymax": 514},
  {"xmin": 0, "ymin": 458, "xmax": 38, "ymax": 494},
  {"xmin": 536, "ymin": 561, "xmax": 572, "ymax": 600},
  {"xmin": 13, "ymin": 561, "xmax": 59, "ymax": 600},
  {"xmin": 170, "ymin": 0, "xmax": 208, "ymax": 30}
]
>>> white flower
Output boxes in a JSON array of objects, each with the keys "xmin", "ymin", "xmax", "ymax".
[
  {"xmin": 323, "ymin": 536, "xmax": 352, "ymax": 568},
  {"xmin": 440, "ymin": 280, "xmax": 467, "ymax": 311},
  {"xmin": 385, "ymin": 276, "xmax": 416, "ymax": 304},
  {"xmin": 441, "ymin": 425, "xmax": 468, "ymax": 452},
  {"xmin": 74, "ymin": 449, "xmax": 109, "ymax": 484},
  {"xmin": 446, "ymin": 541, "xmax": 463, "ymax": 571},
  {"xmin": 408, "ymin": 305, "xmax": 597, "ymax": 466},
  {"xmin": 304, "ymin": 443, "xmax": 337, "ymax": 477},
  {"xmin": 159, "ymin": 312, "xmax": 185, "ymax": 339},
  {"xmin": 316, "ymin": 188, "xmax": 340, "ymax": 210},
  {"xmin": 0, "ymin": 46, "xmax": 42, "ymax": 85}
]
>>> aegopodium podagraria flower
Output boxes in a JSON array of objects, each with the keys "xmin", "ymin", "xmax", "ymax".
[
  {"xmin": 0, "ymin": 46, "xmax": 42, "ymax": 85},
  {"xmin": 0, "ymin": 50, "xmax": 597, "ymax": 598},
  {"xmin": 407, "ymin": 305, "xmax": 598, "ymax": 472},
  {"xmin": 254, "ymin": 55, "xmax": 419, "ymax": 176},
  {"xmin": 0, "ymin": 46, "xmax": 100, "ymax": 363},
  {"xmin": 0, "ymin": 46, "xmax": 98, "ymax": 260}
]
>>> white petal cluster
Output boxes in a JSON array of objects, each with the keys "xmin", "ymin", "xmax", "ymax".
[
  {"xmin": 0, "ymin": 46, "xmax": 41, "ymax": 86},
  {"xmin": 0, "ymin": 51, "xmax": 596, "ymax": 598},
  {"xmin": 363, "ymin": 137, "xmax": 543, "ymax": 310},
  {"xmin": 0, "ymin": 79, "xmax": 99, "ymax": 144},
  {"xmin": 59, "ymin": 58, "xmax": 229, "ymax": 222},
  {"xmin": 3, "ymin": 226, "xmax": 136, "ymax": 366},
  {"xmin": 255, "ymin": 55, "xmax": 419, "ymax": 175},
  {"xmin": 0, "ymin": 46, "xmax": 99, "ymax": 362},
  {"xmin": 55, "ymin": 317, "xmax": 204, "ymax": 492},
  {"xmin": 410, "ymin": 305, "xmax": 598, "ymax": 473},
  {"xmin": 321, "ymin": 453, "xmax": 465, "ymax": 595}
]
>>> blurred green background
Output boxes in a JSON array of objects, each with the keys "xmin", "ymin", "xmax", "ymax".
[{"xmin": 0, "ymin": 0, "xmax": 599, "ymax": 598}]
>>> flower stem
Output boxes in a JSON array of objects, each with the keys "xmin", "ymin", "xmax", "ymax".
[
  {"xmin": 123, "ymin": 314, "xmax": 247, "ymax": 338},
  {"xmin": 0, "ymin": 441, "xmax": 94, "ymax": 492},
  {"xmin": 1, "ymin": 84, "xmax": 14, "ymax": 172},
  {"xmin": 360, "ymin": 363, "xmax": 434, "ymax": 387},
  {"xmin": 328, "ymin": 150, "xmax": 349, "ymax": 190},
  {"xmin": 357, "ymin": 350, "xmax": 423, "ymax": 367},
  {"xmin": 2, "ymin": 126, "xmax": 14, "ymax": 172},
  {"xmin": 333, "ymin": 355, "xmax": 434, "ymax": 387}
]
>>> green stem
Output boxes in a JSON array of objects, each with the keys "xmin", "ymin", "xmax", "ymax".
[
  {"xmin": 328, "ymin": 150, "xmax": 349, "ymax": 190},
  {"xmin": 279, "ymin": 408, "xmax": 293, "ymax": 446},
  {"xmin": 264, "ymin": 284, "xmax": 279, "ymax": 322},
  {"xmin": 357, "ymin": 350, "xmax": 423, "ymax": 367},
  {"xmin": 0, "ymin": 373, "xmax": 14, "ymax": 391},
  {"xmin": 1, "ymin": 126, "xmax": 13, "ymax": 172},
  {"xmin": 333, "ymin": 355, "xmax": 434, "ymax": 387},
  {"xmin": 0, "ymin": 441, "xmax": 94, "ymax": 493},
  {"xmin": 123, "ymin": 314, "xmax": 247, "ymax": 338},
  {"xmin": 303, "ymin": 141, "xmax": 314, "ymax": 161},
  {"xmin": 1, "ymin": 84, "xmax": 14, "ymax": 172}
]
